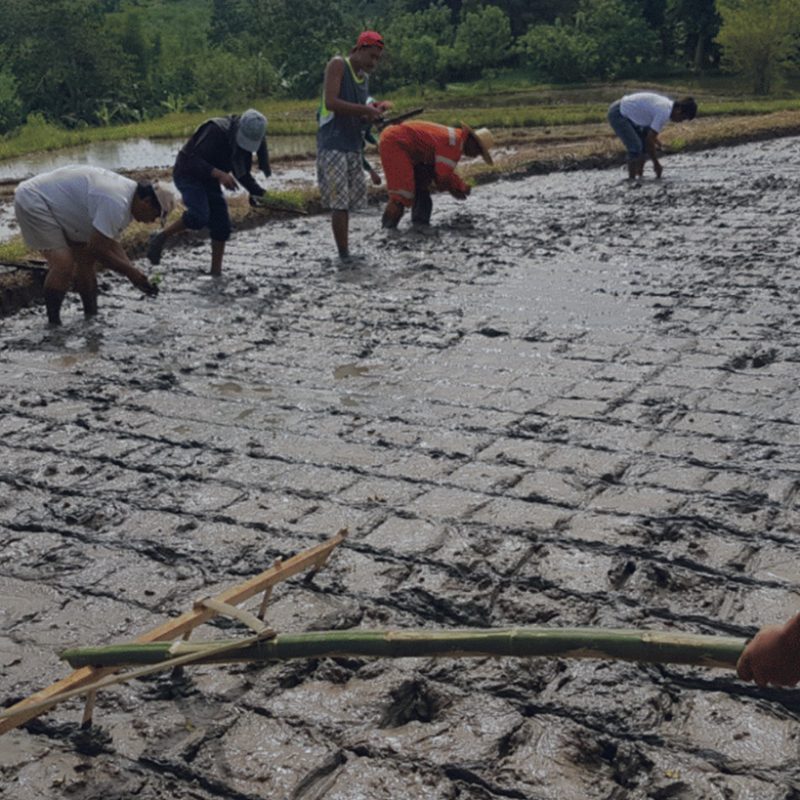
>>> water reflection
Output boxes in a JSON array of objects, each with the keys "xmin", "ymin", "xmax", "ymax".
[{"xmin": 0, "ymin": 135, "xmax": 317, "ymax": 181}]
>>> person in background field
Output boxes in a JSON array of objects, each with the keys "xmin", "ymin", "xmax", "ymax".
[
  {"xmin": 737, "ymin": 613, "xmax": 800, "ymax": 688},
  {"xmin": 13, "ymin": 165, "xmax": 172, "ymax": 326},
  {"xmin": 147, "ymin": 108, "xmax": 270, "ymax": 276},
  {"xmin": 379, "ymin": 120, "xmax": 494, "ymax": 229},
  {"xmin": 607, "ymin": 92, "xmax": 697, "ymax": 182},
  {"xmin": 317, "ymin": 30, "xmax": 388, "ymax": 261}
]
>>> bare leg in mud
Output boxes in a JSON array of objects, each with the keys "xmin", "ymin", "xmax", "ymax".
[
  {"xmin": 147, "ymin": 217, "xmax": 187, "ymax": 266},
  {"xmin": 629, "ymin": 157, "xmax": 644, "ymax": 181},
  {"xmin": 211, "ymin": 239, "xmax": 225, "ymax": 276},
  {"xmin": 41, "ymin": 247, "xmax": 76, "ymax": 325},
  {"xmin": 381, "ymin": 200, "xmax": 404, "ymax": 229},
  {"xmin": 71, "ymin": 245, "xmax": 99, "ymax": 318},
  {"xmin": 331, "ymin": 210, "xmax": 349, "ymax": 258}
]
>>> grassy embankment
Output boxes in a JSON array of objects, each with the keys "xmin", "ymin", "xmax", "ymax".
[
  {"xmin": 4, "ymin": 85, "xmax": 800, "ymax": 161},
  {"xmin": 4, "ymin": 76, "xmax": 800, "ymax": 262}
]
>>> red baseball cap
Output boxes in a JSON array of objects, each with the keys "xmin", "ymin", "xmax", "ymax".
[{"xmin": 357, "ymin": 31, "xmax": 384, "ymax": 49}]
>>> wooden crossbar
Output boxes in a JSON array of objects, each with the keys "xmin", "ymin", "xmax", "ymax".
[{"xmin": 0, "ymin": 530, "xmax": 347, "ymax": 735}]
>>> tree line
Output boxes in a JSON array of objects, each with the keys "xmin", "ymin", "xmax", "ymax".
[{"xmin": 0, "ymin": 0, "xmax": 798, "ymax": 135}]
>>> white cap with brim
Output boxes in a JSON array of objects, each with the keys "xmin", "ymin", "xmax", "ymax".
[
  {"xmin": 236, "ymin": 109, "xmax": 268, "ymax": 152},
  {"xmin": 460, "ymin": 123, "xmax": 494, "ymax": 165}
]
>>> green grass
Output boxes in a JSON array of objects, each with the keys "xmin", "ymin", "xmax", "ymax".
[
  {"xmin": 387, "ymin": 72, "xmax": 800, "ymax": 126},
  {"xmin": 0, "ymin": 237, "xmax": 30, "ymax": 261},
  {"xmin": 258, "ymin": 188, "xmax": 314, "ymax": 210},
  {"xmin": 0, "ymin": 99, "xmax": 317, "ymax": 162},
  {"xmin": 5, "ymin": 74, "xmax": 800, "ymax": 164}
]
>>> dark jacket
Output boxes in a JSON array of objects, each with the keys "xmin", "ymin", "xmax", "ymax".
[{"xmin": 174, "ymin": 115, "xmax": 270, "ymax": 196}]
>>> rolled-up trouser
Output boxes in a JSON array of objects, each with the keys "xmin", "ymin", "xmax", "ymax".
[
  {"xmin": 174, "ymin": 175, "xmax": 232, "ymax": 241},
  {"xmin": 607, "ymin": 101, "xmax": 645, "ymax": 161}
]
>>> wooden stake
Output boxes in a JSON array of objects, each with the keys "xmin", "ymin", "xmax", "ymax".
[
  {"xmin": 258, "ymin": 558, "xmax": 282, "ymax": 620},
  {"xmin": 81, "ymin": 691, "xmax": 96, "ymax": 729}
]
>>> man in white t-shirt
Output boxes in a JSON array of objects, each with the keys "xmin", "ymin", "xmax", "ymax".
[
  {"xmin": 13, "ymin": 165, "xmax": 175, "ymax": 325},
  {"xmin": 607, "ymin": 93, "xmax": 697, "ymax": 181}
]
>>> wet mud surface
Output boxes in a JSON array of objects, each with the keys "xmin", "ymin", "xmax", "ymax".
[{"xmin": 2, "ymin": 137, "xmax": 800, "ymax": 799}]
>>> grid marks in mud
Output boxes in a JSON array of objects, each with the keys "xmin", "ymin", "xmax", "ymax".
[{"xmin": 1, "ymin": 136, "xmax": 800, "ymax": 799}]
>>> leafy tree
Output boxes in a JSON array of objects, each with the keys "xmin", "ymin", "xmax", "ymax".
[
  {"xmin": 208, "ymin": 0, "xmax": 250, "ymax": 46},
  {"xmin": 248, "ymin": 0, "xmax": 353, "ymax": 96},
  {"xmin": 192, "ymin": 47, "xmax": 271, "ymax": 106},
  {"xmin": 389, "ymin": 0, "xmax": 580, "ymax": 30},
  {"xmin": 668, "ymin": 0, "xmax": 721, "ymax": 70},
  {"xmin": 0, "ymin": 66, "xmax": 23, "ymax": 133},
  {"xmin": 120, "ymin": 10, "xmax": 148, "ymax": 80},
  {"xmin": 5, "ymin": 0, "xmax": 138, "ymax": 126},
  {"xmin": 520, "ymin": 0, "xmax": 659, "ymax": 81},
  {"xmin": 520, "ymin": 20, "xmax": 598, "ymax": 82},
  {"xmin": 380, "ymin": 2, "xmax": 454, "ymax": 88},
  {"xmin": 716, "ymin": 0, "xmax": 800, "ymax": 93},
  {"xmin": 480, "ymin": 0, "xmax": 581, "ymax": 33},
  {"xmin": 399, "ymin": 36, "xmax": 441, "ymax": 87},
  {"xmin": 453, "ymin": 4, "xmax": 513, "ymax": 77},
  {"xmin": 577, "ymin": 0, "xmax": 660, "ymax": 78},
  {"xmin": 639, "ymin": 0, "xmax": 673, "ymax": 62}
]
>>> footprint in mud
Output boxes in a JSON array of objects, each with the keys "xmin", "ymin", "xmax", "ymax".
[
  {"xmin": 750, "ymin": 348, "xmax": 779, "ymax": 368},
  {"xmin": 333, "ymin": 363, "xmax": 370, "ymax": 380},
  {"xmin": 726, "ymin": 347, "xmax": 779, "ymax": 370},
  {"xmin": 137, "ymin": 668, "xmax": 199, "ymax": 701},
  {"xmin": 440, "ymin": 212, "xmax": 478, "ymax": 233},
  {"xmin": 607, "ymin": 559, "xmax": 637, "ymax": 589},
  {"xmin": 379, "ymin": 678, "xmax": 442, "ymax": 727},
  {"xmin": 476, "ymin": 326, "xmax": 508, "ymax": 338},
  {"xmin": 334, "ymin": 266, "xmax": 382, "ymax": 286},
  {"xmin": 22, "ymin": 718, "xmax": 114, "ymax": 756},
  {"xmin": 653, "ymin": 305, "xmax": 674, "ymax": 321}
]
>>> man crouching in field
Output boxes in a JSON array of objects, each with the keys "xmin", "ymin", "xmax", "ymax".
[
  {"xmin": 14, "ymin": 165, "xmax": 173, "ymax": 325},
  {"xmin": 380, "ymin": 121, "xmax": 494, "ymax": 229},
  {"xmin": 607, "ymin": 92, "xmax": 697, "ymax": 182}
]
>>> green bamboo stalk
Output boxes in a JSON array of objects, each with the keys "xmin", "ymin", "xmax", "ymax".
[{"xmin": 61, "ymin": 627, "xmax": 746, "ymax": 671}]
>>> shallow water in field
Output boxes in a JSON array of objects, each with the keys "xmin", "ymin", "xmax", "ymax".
[
  {"xmin": 1, "ymin": 137, "xmax": 800, "ymax": 799},
  {"xmin": 0, "ymin": 134, "xmax": 317, "ymax": 181}
]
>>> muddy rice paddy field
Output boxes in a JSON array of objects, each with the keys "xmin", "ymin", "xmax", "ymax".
[{"xmin": 2, "ymin": 136, "xmax": 800, "ymax": 799}]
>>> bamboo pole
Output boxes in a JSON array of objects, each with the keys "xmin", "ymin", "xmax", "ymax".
[
  {"xmin": 61, "ymin": 627, "xmax": 746, "ymax": 671},
  {"xmin": 1, "ymin": 630, "xmax": 276, "ymax": 725}
]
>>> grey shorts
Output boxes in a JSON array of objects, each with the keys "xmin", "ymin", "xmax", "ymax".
[
  {"xmin": 316, "ymin": 149, "xmax": 367, "ymax": 211},
  {"xmin": 13, "ymin": 185, "xmax": 69, "ymax": 251}
]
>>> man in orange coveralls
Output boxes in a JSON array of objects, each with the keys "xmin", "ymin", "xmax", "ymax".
[{"xmin": 379, "ymin": 120, "xmax": 494, "ymax": 228}]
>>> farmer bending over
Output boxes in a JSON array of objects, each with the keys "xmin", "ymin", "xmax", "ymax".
[
  {"xmin": 607, "ymin": 93, "xmax": 697, "ymax": 181},
  {"xmin": 380, "ymin": 121, "xmax": 494, "ymax": 229},
  {"xmin": 147, "ymin": 109, "xmax": 270, "ymax": 276},
  {"xmin": 14, "ymin": 165, "xmax": 172, "ymax": 325}
]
